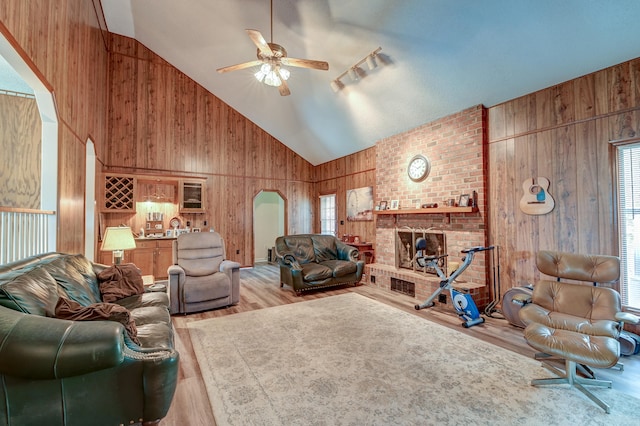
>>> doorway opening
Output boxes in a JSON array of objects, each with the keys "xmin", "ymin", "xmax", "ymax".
[
  {"xmin": 253, "ymin": 190, "xmax": 286, "ymax": 265},
  {"xmin": 0, "ymin": 28, "xmax": 58, "ymax": 262}
]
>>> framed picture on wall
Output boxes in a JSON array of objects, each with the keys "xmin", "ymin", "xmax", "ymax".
[
  {"xmin": 390, "ymin": 199, "xmax": 400, "ymax": 210},
  {"xmin": 346, "ymin": 186, "xmax": 374, "ymax": 221},
  {"xmin": 458, "ymin": 194, "xmax": 470, "ymax": 207}
]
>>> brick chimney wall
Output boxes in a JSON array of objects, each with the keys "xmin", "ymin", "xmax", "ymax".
[{"xmin": 370, "ymin": 105, "xmax": 492, "ymax": 307}]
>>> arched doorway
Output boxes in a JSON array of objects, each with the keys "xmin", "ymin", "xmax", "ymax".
[
  {"xmin": 253, "ymin": 190, "xmax": 286, "ymax": 265},
  {"xmin": 0, "ymin": 28, "xmax": 58, "ymax": 261}
]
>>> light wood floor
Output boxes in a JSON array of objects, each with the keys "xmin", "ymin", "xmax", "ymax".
[{"xmin": 161, "ymin": 264, "xmax": 640, "ymax": 425}]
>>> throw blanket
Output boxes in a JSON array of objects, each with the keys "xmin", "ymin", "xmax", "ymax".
[
  {"xmin": 97, "ymin": 264, "xmax": 144, "ymax": 303},
  {"xmin": 54, "ymin": 297, "xmax": 140, "ymax": 345}
]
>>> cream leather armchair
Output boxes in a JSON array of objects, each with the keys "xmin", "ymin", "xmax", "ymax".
[
  {"xmin": 519, "ymin": 250, "xmax": 639, "ymax": 413},
  {"xmin": 168, "ymin": 232, "xmax": 240, "ymax": 314}
]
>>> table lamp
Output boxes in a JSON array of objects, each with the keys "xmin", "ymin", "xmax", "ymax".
[{"xmin": 101, "ymin": 227, "xmax": 136, "ymax": 264}]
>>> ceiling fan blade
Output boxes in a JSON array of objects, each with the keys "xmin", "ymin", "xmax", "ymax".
[
  {"xmin": 278, "ymin": 79, "xmax": 291, "ymax": 96},
  {"xmin": 281, "ymin": 57, "xmax": 329, "ymax": 71},
  {"xmin": 216, "ymin": 60, "xmax": 263, "ymax": 73},
  {"xmin": 246, "ymin": 29, "xmax": 274, "ymax": 57}
]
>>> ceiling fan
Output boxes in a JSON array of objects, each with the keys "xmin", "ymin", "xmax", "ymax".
[{"xmin": 216, "ymin": 0, "xmax": 329, "ymax": 96}]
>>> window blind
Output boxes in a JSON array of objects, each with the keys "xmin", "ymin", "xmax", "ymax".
[{"xmin": 618, "ymin": 143, "xmax": 640, "ymax": 309}]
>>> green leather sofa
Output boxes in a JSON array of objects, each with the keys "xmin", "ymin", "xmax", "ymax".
[
  {"xmin": 0, "ymin": 253, "xmax": 179, "ymax": 426},
  {"xmin": 275, "ymin": 234, "xmax": 365, "ymax": 295}
]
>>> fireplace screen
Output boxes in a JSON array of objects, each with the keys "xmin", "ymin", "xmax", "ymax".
[{"xmin": 396, "ymin": 228, "xmax": 446, "ymax": 275}]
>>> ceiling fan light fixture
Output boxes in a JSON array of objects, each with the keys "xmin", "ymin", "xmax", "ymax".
[
  {"xmin": 278, "ymin": 67, "xmax": 290, "ymax": 81},
  {"xmin": 254, "ymin": 63, "xmax": 272, "ymax": 82},
  {"xmin": 264, "ymin": 70, "xmax": 282, "ymax": 87}
]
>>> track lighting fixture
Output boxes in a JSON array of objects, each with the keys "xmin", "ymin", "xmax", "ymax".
[{"xmin": 330, "ymin": 47, "xmax": 382, "ymax": 93}]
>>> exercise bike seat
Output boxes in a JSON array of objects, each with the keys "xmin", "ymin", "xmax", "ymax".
[
  {"xmin": 416, "ymin": 253, "xmax": 447, "ymax": 268},
  {"xmin": 420, "ymin": 254, "xmax": 448, "ymax": 261}
]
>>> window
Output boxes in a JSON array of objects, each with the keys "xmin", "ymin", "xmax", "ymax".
[
  {"xmin": 320, "ymin": 194, "xmax": 337, "ymax": 236},
  {"xmin": 617, "ymin": 142, "xmax": 640, "ymax": 310}
]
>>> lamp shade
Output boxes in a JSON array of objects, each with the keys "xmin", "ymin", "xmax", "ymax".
[{"xmin": 101, "ymin": 227, "xmax": 136, "ymax": 251}]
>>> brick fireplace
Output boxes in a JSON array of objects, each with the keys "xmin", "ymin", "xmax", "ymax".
[
  {"xmin": 365, "ymin": 105, "xmax": 491, "ymax": 308},
  {"xmin": 395, "ymin": 227, "xmax": 447, "ymax": 275}
]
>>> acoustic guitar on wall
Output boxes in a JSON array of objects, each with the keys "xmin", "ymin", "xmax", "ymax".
[{"xmin": 519, "ymin": 177, "xmax": 555, "ymax": 215}]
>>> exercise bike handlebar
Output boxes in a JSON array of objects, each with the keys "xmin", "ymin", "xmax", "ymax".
[
  {"xmin": 448, "ymin": 246, "xmax": 494, "ymax": 282},
  {"xmin": 461, "ymin": 245, "xmax": 495, "ymax": 254}
]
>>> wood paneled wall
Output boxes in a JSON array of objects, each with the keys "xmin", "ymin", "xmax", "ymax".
[
  {"xmin": 0, "ymin": 94, "xmax": 41, "ymax": 209},
  {"xmin": 104, "ymin": 34, "xmax": 316, "ymax": 266},
  {"xmin": 488, "ymin": 57, "xmax": 640, "ymax": 294},
  {"xmin": 1, "ymin": 0, "xmax": 110, "ymax": 254},
  {"xmin": 5, "ymin": 1, "xmax": 637, "ymax": 281},
  {"xmin": 315, "ymin": 147, "xmax": 377, "ymax": 243}
]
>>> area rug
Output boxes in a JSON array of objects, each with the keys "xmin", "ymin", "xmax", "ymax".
[{"xmin": 187, "ymin": 293, "xmax": 640, "ymax": 425}]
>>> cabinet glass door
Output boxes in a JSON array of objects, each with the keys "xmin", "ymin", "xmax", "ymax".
[{"xmin": 180, "ymin": 180, "xmax": 205, "ymax": 212}]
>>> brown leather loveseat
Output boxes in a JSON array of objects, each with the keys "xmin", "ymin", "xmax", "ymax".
[
  {"xmin": 275, "ymin": 234, "xmax": 364, "ymax": 295},
  {"xmin": 0, "ymin": 252, "xmax": 179, "ymax": 426}
]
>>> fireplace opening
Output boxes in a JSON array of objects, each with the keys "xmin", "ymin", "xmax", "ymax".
[{"xmin": 395, "ymin": 227, "xmax": 446, "ymax": 275}]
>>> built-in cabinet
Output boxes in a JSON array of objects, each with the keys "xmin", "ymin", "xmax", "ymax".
[
  {"xmin": 99, "ymin": 173, "xmax": 205, "ymax": 276},
  {"xmin": 131, "ymin": 239, "xmax": 174, "ymax": 279},
  {"xmin": 98, "ymin": 238, "xmax": 174, "ymax": 279},
  {"xmin": 179, "ymin": 179, "xmax": 206, "ymax": 213},
  {"xmin": 100, "ymin": 174, "xmax": 207, "ymax": 213}
]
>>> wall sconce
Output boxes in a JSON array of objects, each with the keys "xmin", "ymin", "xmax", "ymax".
[{"xmin": 330, "ymin": 47, "xmax": 382, "ymax": 93}]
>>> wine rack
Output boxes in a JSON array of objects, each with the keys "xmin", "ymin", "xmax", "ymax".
[{"xmin": 102, "ymin": 175, "xmax": 136, "ymax": 212}]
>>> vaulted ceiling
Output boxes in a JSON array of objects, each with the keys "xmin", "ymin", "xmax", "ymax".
[{"xmin": 100, "ymin": 0, "xmax": 640, "ymax": 165}]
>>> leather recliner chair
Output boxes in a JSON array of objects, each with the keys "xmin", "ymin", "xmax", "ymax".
[
  {"xmin": 519, "ymin": 250, "xmax": 639, "ymax": 413},
  {"xmin": 168, "ymin": 232, "xmax": 240, "ymax": 314}
]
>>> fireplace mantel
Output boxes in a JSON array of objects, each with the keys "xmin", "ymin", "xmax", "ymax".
[{"xmin": 375, "ymin": 206, "xmax": 478, "ymax": 215}]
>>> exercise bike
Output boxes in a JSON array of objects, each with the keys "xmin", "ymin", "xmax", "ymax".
[{"xmin": 414, "ymin": 240, "xmax": 494, "ymax": 328}]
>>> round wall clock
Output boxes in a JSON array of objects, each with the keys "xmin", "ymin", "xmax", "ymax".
[{"xmin": 407, "ymin": 154, "xmax": 430, "ymax": 182}]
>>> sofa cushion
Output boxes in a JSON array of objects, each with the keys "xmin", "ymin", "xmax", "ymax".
[
  {"xmin": 320, "ymin": 259, "xmax": 358, "ymax": 278},
  {"xmin": 301, "ymin": 263, "xmax": 333, "ymax": 282},
  {"xmin": 0, "ymin": 266, "xmax": 59, "ymax": 316},
  {"xmin": 312, "ymin": 235, "xmax": 338, "ymax": 263},
  {"xmin": 283, "ymin": 236, "xmax": 316, "ymax": 264},
  {"xmin": 136, "ymin": 322, "xmax": 174, "ymax": 349},
  {"xmin": 44, "ymin": 256, "xmax": 102, "ymax": 305},
  {"xmin": 116, "ymin": 292, "xmax": 170, "ymax": 310}
]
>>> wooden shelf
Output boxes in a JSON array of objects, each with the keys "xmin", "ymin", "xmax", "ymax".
[{"xmin": 375, "ymin": 206, "xmax": 478, "ymax": 215}]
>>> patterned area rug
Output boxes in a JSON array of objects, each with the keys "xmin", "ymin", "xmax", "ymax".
[{"xmin": 187, "ymin": 293, "xmax": 640, "ymax": 425}]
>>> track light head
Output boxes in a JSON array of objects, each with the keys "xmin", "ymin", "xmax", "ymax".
[
  {"xmin": 366, "ymin": 54, "xmax": 377, "ymax": 70},
  {"xmin": 330, "ymin": 79, "xmax": 345, "ymax": 92}
]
